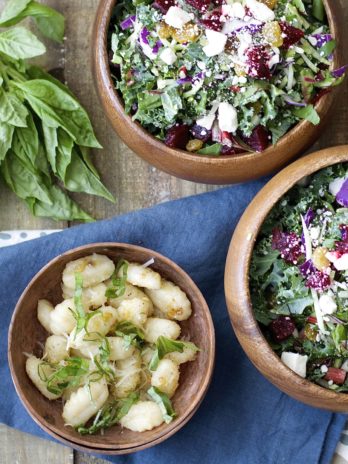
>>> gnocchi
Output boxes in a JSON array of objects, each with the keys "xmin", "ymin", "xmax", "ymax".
[
  {"xmin": 151, "ymin": 359, "xmax": 179, "ymax": 398},
  {"xmin": 145, "ymin": 280, "xmax": 192, "ymax": 321},
  {"xmin": 144, "ymin": 317, "xmax": 181, "ymax": 344},
  {"xmin": 120, "ymin": 401, "xmax": 164, "ymax": 432},
  {"xmin": 27, "ymin": 254, "xmax": 199, "ymax": 435}
]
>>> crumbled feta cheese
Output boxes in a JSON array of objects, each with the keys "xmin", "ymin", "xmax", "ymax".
[
  {"xmin": 159, "ymin": 47, "xmax": 177, "ymax": 65},
  {"xmin": 328, "ymin": 380, "xmax": 333, "ymax": 386},
  {"xmin": 319, "ymin": 294, "xmax": 337, "ymax": 315},
  {"xmin": 203, "ymin": 29, "xmax": 227, "ymax": 57},
  {"xmin": 245, "ymin": 0, "xmax": 275, "ymax": 22},
  {"xmin": 222, "ymin": 19, "xmax": 248, "ymax": 35},
  {"xmin": 329, "ymin": 177, "xmax": 346, "ymax": 196},
  {"xmin": 164, "ymin": 6, "xmax": 192, "ymax": 29},
  {"xmin": 196, "ymin": 113, "xmax": 216, "ymax": 130},
  {"xmin": 334, "ymin": 254, "xmax": 348, "ymax": 271},
  {"xmin": 321, "ymin": 365, "xmax": 329, "ymax": 373},
  {"xmin": 281, "ymin": 352, "xmax": 308, "ymax": 378},
  {"xmin": 310, "ymin": 226, "xmax": 320, "ymax": 240},
  {"xmin": 197, "ymin": 61, "xmax": 206, "ymax": 70},
  {"xmin": 218, "ymin": 102, "xmax": 238, "ymax": 132},
  {"xmin": 222, "ymin": 2, "xmax": 245, "ymax": 19},
  {"xmin": 308, "ymin": 36, "xmax": 318, "ymax": 46},
  {"xmin": 268, "ymin": 52, "xmax": 280, "ymax": 68},
  {"xmin": 341, "ymin": 360, "xmax": 348, "ymax": 372}
]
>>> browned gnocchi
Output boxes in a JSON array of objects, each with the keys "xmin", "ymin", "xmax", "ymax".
[{"xmin": 26, "ymin": 254, "xmax": 200, "ymax": 435}]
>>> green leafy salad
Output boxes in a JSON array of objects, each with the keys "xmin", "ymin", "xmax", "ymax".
[
  {"xmin": 250, "ymin": 163, "xmax": 348, "ymax": 391},
  {"xmin": 110, "ymin": 0, "xmax": 346, "ymax": 155},
  {"xmin": 0, "ymin": 0, "xmax": 114, "ymax": 221},
  {"xmin": 26, "ymin": 254, "xmax": 199, "ymax": 434}
]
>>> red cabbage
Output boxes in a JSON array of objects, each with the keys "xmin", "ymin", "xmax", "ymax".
[
  {"xmin": 336, "ymin": 178, "xmax": 348, "ymax": 207},
  {"xmin": 120, "ymin": 15, "xmax": 136, "ymax": 30},
  {"xmin": 331, "ymin": 65, "xmax": 348, "ymax": 78}
]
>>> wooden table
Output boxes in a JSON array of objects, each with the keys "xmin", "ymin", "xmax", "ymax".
[{"xmin": 0, "ymin": 1, "xmax": 347, "ymax": 463}]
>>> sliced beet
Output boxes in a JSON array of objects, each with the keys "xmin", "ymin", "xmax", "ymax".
[
  {"xmin": 190, "ymin": 124, "xmax": 212, "ymax": 142},
  {"xmin": 242, "ymin": 125, "xmax": 270, "ymax": 152},
  {"xmin": 279, "ymin": 22, "xmax": 305, "ymax": 50},
  {"xmin": 165, "ymin": 124, "xmax": 191, "ymax": 149},
  {"xmin": 269, "ymin": 316, "xmax": 296, "ymax": 342},
  {"xmin": 272, "ymin": 229, "xmax": 303, "ymax": 264},
  {"xmin": 245, "ymin": 46, "xmax": 271, "ymax": 80},
  {"xmin": 305, "ymin": 270, "xmax": 331, "ymax": 292},
  {"xmin": 153, "ymin": 0, "xmax": 176, "ymax": 13},
  {"xmin": 200, "ymin": 18, "xmax": 222, "ymax": 31},
  {"xmin": 325, "ymin": 367, "xmax": 347, "ymax": 385}
]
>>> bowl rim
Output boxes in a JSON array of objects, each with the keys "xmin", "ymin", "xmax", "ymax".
[
  {"xmin": 92, "ymin": 0, "xmax": 342, "ymax": 165},
  {"xmin": 8, "ymin": 242, "xmax": 215, "ymax": 450},
  {"xmin": 224, "ymin": 145, "xmax": 348, "ymax": 411}
]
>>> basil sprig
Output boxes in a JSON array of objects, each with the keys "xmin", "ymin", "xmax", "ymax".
[
  {"xmin": 147, "ymin": 386, "xmax": 176, "ymax": 424},
  {"xmin": 76, "ymin": 392, "xmax": 139, "ymax": 435},
  {"xmin": 149, "ymin": 336, "xmax": 199, "ymax": 371},
  {"xmin": 0, "ymin": 0, "xmax": 114, "ymax": 221},
  {"xmin": 105, "ymin": 260, "xmax": 129, "ymax": 299},
  {"xmin": 38, "ymin": 357, "xmax": 89, "ymax": 396},
  {"xmin": 115, "ymin": 320, "xmax": 145, "ymax": 350}
]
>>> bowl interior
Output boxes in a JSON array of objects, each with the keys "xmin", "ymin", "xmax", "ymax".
[
  {"xmin": 92, "ymin": 0, "xmax": 344, "ymax": 185},
  {"xmin": 225, "ymin": 146, "xmax": 348, "ymax": 411},
  {"xmin": 9, "ymin": 243, "xmax": 215, "ymax": 449}
]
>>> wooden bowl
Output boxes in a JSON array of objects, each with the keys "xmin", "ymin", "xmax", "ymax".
[
  {"xmin": 225, "ymin": 145, "xmax": 348, "ymax": 412},
  {"xmin": 8, "ymin": 243, "xmax": 215, "ymax": 452},
  {"xmin": 92, "ymin": 0, "xmax": 344, "ymax": 185}
]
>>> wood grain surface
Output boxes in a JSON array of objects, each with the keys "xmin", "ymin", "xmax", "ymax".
[{"xmin": 0, "ymin": 0, "xmax": 348, "ymax": 462}]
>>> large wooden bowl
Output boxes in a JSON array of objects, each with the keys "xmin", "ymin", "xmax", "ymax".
[
  {"xmin": 225, "ymin": 145, "xmax": 348, "ymax": 412},
  {"xmin": 8, "ymin": 243, "xmax": 215, "ymax": 452},
  {"xmin": 92, "ymin": 0, "xmax": 344, "ymax": 184}
]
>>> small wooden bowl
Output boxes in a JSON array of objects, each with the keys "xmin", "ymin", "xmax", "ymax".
[
  {"xmin": 92, "ymin": 0, "xmax": 344, "ymax": 185},
  {"xmin": 8, "ymin": 243, "xmax": 215, "ymax": 452},
  {"xmin": 225, "ymin": 145, "xmax": 348, "ymax": 412}
]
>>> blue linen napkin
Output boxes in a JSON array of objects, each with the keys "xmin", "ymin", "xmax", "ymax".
[{"xmin": 0, "ymin": 182, "xmax": 346, "ymax": 464}]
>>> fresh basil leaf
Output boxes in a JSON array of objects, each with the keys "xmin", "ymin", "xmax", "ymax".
[
  {"xmin": 0, "ymin": 0, "xmax": 31, "ymax": 23},
  {"xmin": 64, "ymin": 149, "xmax": 114, "ymax": 202},
  {"xmin": 0, "ymin": 27, "xmax": 45, "ymax": 59},
  {"xmin": 17, "ymin": 79, "xmax": 102, "ymax": 148},
  {"xmin": 105, "ymin": 260, "xmax": 128, "ymax": 299},
  {"xmin": 27, "ymin": 65, "xmax": 75, "ymax": 98},
  {"xmin": 26, "ymin": 2, "xmax": 65, "ymax": 43},
  {"xmin": 115, "ymin": 321, "xmax": 145, "ymax": 350},
  {"xmin": 0, "ymin": 1, "xmax": 64, "ymax": 42},
  {"xmin": 42, "ymin": 124, "xmax": 58, "ymax": 172},
  {"xmin": 0, "ymin": 88, "xmax": 28, "ymax": 127},
  {"xmin": 22, "ymin": 92, "xmax": 63, "ymax": 128},
  {"xmin": 149, "ymin": 336, "xmax": 199, "ymax": 371},
  {"xmin": 293, "ymin": 104, "xmax": 320, "ymax": 125},
  {"xmin": 41, "ymin": 357, "xmax": 89, "ymax": 396},
  {"xmin": 76, "ymin": 392, "xmax": 139, "ymax": 435},
  {"xmin": 12, "ymin": 112, "xmax": 38, "ymax": 166},
  {"xmin": 0, "ymin": 122, "xmax": 14, "ymax": 163},
  {"xmin": 26, "ymin": 184, "xmax": 94, "ymax": 222},
  {"xmin": 197, "ymin": 143, "xmax": 221, "ymax": 155},
  {"xmin": 56, "ymin": 129, "xmax": 74, "ymax": 181},
  {"xmin": 79, "ymin": 146, "xmax": 100, "ymax": 179},
  {"xmin": 147, "ymin": 387, "xmax": 176, "ymax": 424},
  {"xmin": 1, "ymin": 151, "xmax": 52, "ymax": 204}
]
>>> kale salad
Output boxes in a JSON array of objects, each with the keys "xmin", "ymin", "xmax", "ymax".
[
  {"xmin": 250, "ymin": 163, "xmax": 348, "ymax": 391},
  {"xmin": 109, "ymin": 0, "xmax": 345, "ymax": 156}
]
